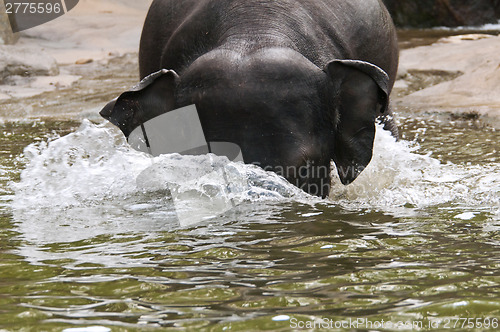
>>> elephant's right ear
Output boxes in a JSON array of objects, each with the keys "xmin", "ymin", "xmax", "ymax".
[{"xmin": 100, "ymin": 69, "xmax": 179, "ymax": 137}]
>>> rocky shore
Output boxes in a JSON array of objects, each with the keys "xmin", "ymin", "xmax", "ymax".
[
  {"xmin": 394, "ymin": 33, "xmax": 500, "ymax": 127},
  {"xmin": 0, "ymin": 0, "xmax": 499, "ymax": 128},
  {"xmin": 0, "ymin": 0, "xmax": 151, "ymax": 121}
]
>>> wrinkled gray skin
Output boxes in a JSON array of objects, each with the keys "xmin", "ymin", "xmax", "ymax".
[{"xmin": 101, "ymin": 0, "xmax": 399, "ymax": 198}]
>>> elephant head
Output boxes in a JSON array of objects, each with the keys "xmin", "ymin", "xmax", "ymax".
[{"xmin": 100, "ymin": 48, "xmax": 393, "ymax": 198}]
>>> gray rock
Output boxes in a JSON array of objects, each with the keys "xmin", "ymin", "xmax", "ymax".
[
  {"xmin": 0, "ymin": 0, "xmax": 19, "ymax": 44},
  {"xmin": 393, "ymin": 35, "xmax": 500, "ymax": 124},
  {"xmin": 0, "ymin": 45, "xmax": 59, "ymax": 83}
]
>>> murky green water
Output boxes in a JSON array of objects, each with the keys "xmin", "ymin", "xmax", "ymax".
[{"xmin": 0, "ymin": 112, "xmax": 498, "ymax": 331}]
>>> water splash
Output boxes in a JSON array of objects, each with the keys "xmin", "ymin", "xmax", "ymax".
[
  {"xmin": 11, "ymin": 120, "xmax": 311, "ymax": 235},
  {"xmin": 12, "ymin": 121, "xmax": 153, "ymax": 207},
  {"xmin": 331, "ymin": 126, "xmax": 500, "ymax": 217},
  {"xmin": 12, "ymin": 119, "xmax": 500, "ymax": 225},
  {"xmin": 9, "ymin": 119, "xmax": 500, "ymax": 268}
]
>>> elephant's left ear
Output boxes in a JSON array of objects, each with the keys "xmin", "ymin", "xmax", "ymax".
[
  {"xmin": 324, "ymin": 60, "xmax": 391, "ymax": 185},
  {"xmin": 100, "ymin": 69, "xmax": 179, "ymax": 137},
  {"xmin": 326, "ymin": 60, "xmax": 389, "ymax": 113}
]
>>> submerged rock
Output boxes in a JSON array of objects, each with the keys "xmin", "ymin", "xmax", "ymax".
[{"xmin": 0, "ymin": 45, "xmax": 59, "ymax": 83}]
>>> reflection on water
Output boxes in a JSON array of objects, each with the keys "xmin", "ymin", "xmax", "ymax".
[{"xmin": 0, "ymin": 116, "xmax": 499, "ymax": 330}]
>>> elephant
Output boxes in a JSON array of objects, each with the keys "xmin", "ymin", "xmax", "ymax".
[{"xmin": 100, "ymin": 0, "xmax": 399, "ymax": 198}]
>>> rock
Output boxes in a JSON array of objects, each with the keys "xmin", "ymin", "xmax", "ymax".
[
  {"xmin": 0, "ymin": 74, "xmax": 81, "ymax": 99},
  {"xmin": 437, "ymin": 33, "xmax": 494, "ymax": 44},
  {"xmin": 0, "ymin": 45, "xmax": 59, "ymax": 83},
  {"xmin": 383, "ymin": 0, "xmax": 500, "ymax": 28},
  {"xmin": 75, "ymin": 58, "xmax": 94, "ymax": 65},
  {"xmin": 0, "ymin": 0, "xmax": 19, "ymax": 45},
  {"xmin": 393, "ymin": 35, "xmax": 500, "ymax": 123}
]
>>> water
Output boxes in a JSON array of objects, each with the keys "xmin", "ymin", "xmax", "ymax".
[
  {"xmin": 0, "ymin": 111, "xmax": 499, "ymax": 330},
  {"xmin": 397, "ymin": 24, "xmax": 500, "ymax": 49}
]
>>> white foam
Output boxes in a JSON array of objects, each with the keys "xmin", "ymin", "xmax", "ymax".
[
  {"xmin": 433, "ymin": 20, "xmax": 500, "ymax": 31},
  {"xmin": 12, "ymin": 120, "xmax": 153, "ymax": 209},
  {"xmin": 330, "ymin": 126, "xmax": 500, "ymax": 216},
  {"xmin": 11, "ymin": 120, "xmax": 312, "ymax": 235},
  {"xmin": 469, "ymin": 20, "xmax": 500, "ymax": 31},
  {"xmin": 272, "ymin": 315, "xmax": 291, "ymax": 321},
  {"xmin": 11, "ymin": 120, "xmax": 500, "ymax": 224},
  {"xmin": 62, "ymin": 327, "xmax": 110, "ymax": 332},
  {"xmin": 454, "ymin": 212, "xmax": 476, "ymax": 220}
]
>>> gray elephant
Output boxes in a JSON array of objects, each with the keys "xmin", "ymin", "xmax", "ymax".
[{"xmin": 101, "ymin": 0, "xmax": 399, "ymax": 198}]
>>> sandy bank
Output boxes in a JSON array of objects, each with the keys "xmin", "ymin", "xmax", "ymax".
[
  {"xmin": 17, "ymin": 0, "xmax": 152, "ymax": 64},
  {"xmin": 0, "ymin": 0, "xmax": 151, "ymax": 120}
]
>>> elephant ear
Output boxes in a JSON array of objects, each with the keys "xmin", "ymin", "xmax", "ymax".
[
  {"xmin": 325, "ymin": 60, "xmax": 390, "ymax": 185},
  {"xmin": 100, "ymin": 69, "xmax": 179, "ymax": 137}
]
